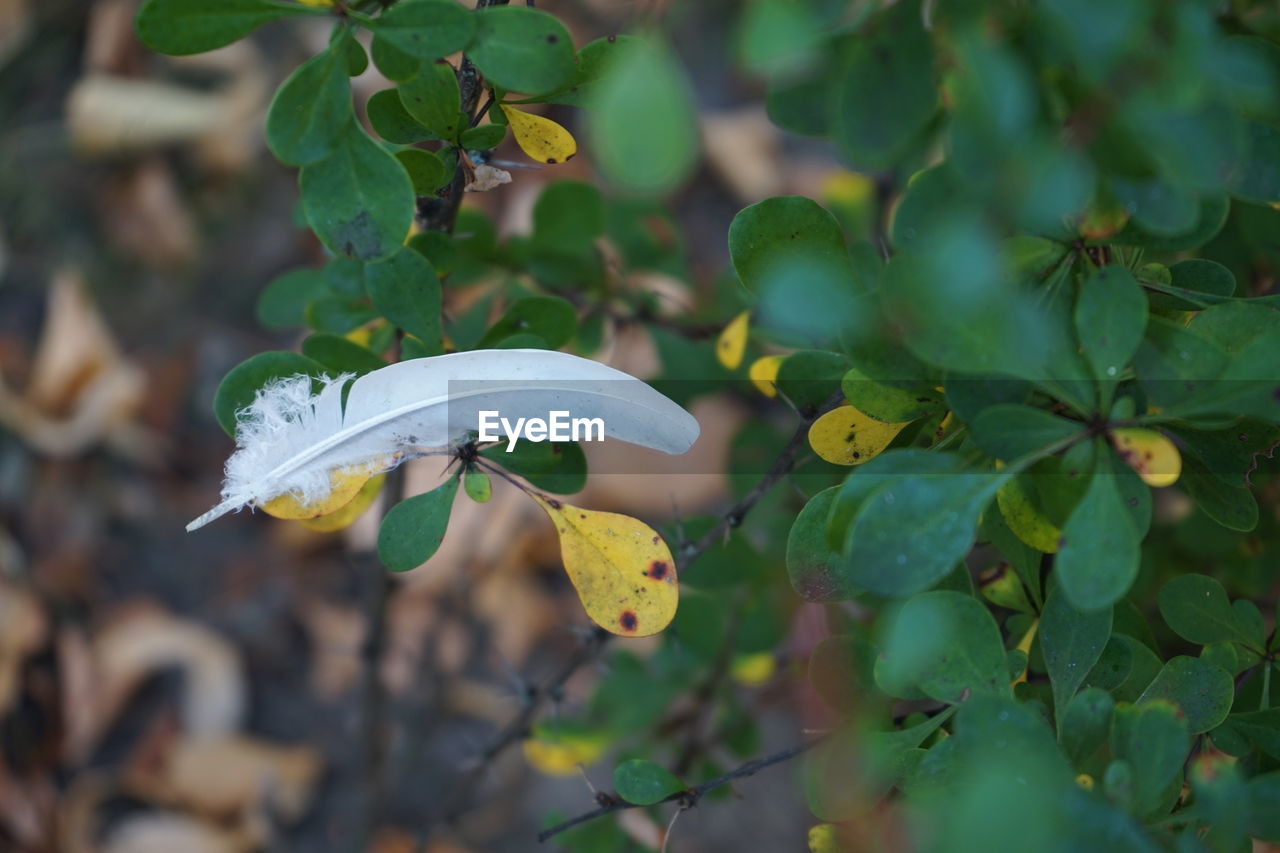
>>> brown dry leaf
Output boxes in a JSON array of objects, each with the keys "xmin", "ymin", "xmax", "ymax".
[
  {"xmin": 298, "ymin": 597, "xmax": 365, "ymax": 699},
  {"xmin": 84, "ymin": 0, "xmax": 144, "ymax": 75},
  {"xmin": 101, "ymin": 813, "xmax": 254, "ymax": 853},
  {"xmin": 466, "ymin": 163, "xmax": 513, "ymax": 192},
  {"xmin": 0, "ymin": 268, "xmax": 149, "ymax": 459},
  {"xmin": 163, "ymin": 735, "xmax": 322, "ymax": 821},
  {"xmin": 700, "ymin": 106, "xmax": 783, "ymax": 203},
  {"xmin": 0, "ymin": 577, "xmax": 46, "ymax": 714},
  {"xmin": 66, "ymin": 41, "xmax": 267, "ymax": 170},
  {"xmin": 617, "ymin": 807, "xmax": 666, "ymax": 849},
  {"xmin": 0, "ymin": 0, "xmax": 30, "ymax": 68},
  {"xmin": 98, "ymin": 158, "xmax": 198, "ymax": 268},
  {"xmin": 69, "ymin": 605, "xmax": 245, "ymax": 760}
]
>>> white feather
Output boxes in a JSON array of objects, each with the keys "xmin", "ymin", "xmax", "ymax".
[{"xmin": 188, "ymin": 349, "xmax": 700, "ymax": 531}]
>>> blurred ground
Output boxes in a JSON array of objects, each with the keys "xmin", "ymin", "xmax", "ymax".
[{"xmin": 0, "ymin": 1, "xmax": 840, "ymax": 850}]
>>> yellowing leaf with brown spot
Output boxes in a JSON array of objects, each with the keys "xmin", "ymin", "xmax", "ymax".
[
  {"xmin": 996, "ymin": 475, "xmax": 1061, "ymax": 553},
  {"xmin": 716, "ymin": 311, "xmax": 750, "ymax": 370},
  {"xmin": 534, "ymin": 496, "xmax": 678, "ymax": 637},
  {"xmin": 259, "ymin": 461, "xmax": 384, "ymax": 520},
  {"xmin": 299, "ymin": 474, "xmax": 385, "ymax": 532},
  {"xmin": 501, "ymin": 105, "xmax": 577, "ymax": 164},
  {"xmin": 748, "ymin": 354, "xmax": 784, "ymax": 397},
  {"xmin": 1111, "ymin": 428, "xmax": 1181, "ymax": 487},
  {"xmin": 807, "ymin": 404, "xmax": 909, "ymax": 466}
]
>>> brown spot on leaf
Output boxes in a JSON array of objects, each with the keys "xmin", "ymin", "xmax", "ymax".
[
  {"xmin": 546, "ymin": 498, "xmax": 561, "ymax": 509},
  {"xmin": 619, "ymin": 611, "xmax": 638, "ymax": 632},
  {"xmin": 546, "ymin": 33, "xmax": 558, "ymax": 43},
  {"xmin": 547, "ymin": 157, "xmax": 557, "ymax": 164},
  {"xmin": 646, "ymin": 560, "xmax": 669, "ymax": 580}
]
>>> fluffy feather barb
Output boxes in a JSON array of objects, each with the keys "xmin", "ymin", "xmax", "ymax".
[{"xmin": 188, "ymin": 350, "xmax": 700, "ymax": 531}]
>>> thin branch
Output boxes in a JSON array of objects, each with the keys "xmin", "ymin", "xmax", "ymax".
[
  {"xmin": 537, "ymin": 738, "xmax": 823, "ymax": 843},
  {"xmin": 435, "ymin": 391, "xmax": 840, "ymax": 829},
  {"xmin": 438, "ymin": 626, "xmax": 610, "ymax": 825}
]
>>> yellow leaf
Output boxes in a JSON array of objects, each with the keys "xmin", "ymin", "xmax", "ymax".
[
  {"xmin": 522, "ymin": 731, "xmax": 609, "ymax": 777},
  {"xmin": 299, "ymin": 474, "xmax": 385, "ymax": 532},
  {"xmin": 1076, "ymin": 773, "xmax": 1095, "ymax": 791},
  {"xmin": 808, "ymin": 824, "xmax": 843, "ymax": 853},
  {"xmin": 716, "ymin": 311, "xmax": 750, "ymax": 370},
  {"xmin": 730, "ymin": 652, "xmax": 776, "ymax": 686},
  {"xmin": 344, "ymin": 319, "xmax": 385, "ymax": 349},
  {"xmin": 259, "ymin": 461, "xmax": 385, "ymax": 520},
  {"xmin": 748, "ymin": 354, "xmax": 784, "ymax": 397},
  {"xmin": 806, "ymin": 404, "xmax": 909, "ymax": 466},
  {"xmin": 1012, "ymin": 619, "xmax": 1038, "ymax": 686},
  {"xmin": 534, "ymin": 496, "xmax": 678, "ymax": 637},
  {"xmin": 501, "ymin": 105, "xmax": 577, "ymax": 164},
  {"xmin": 822, "ymin": 170, "xmax": 874, "ymax": 206},
  {"xmin": 295, "ymin": 0, "xmax": 333, "ymax": 5},
  {"xmin": 1111, "ymin": 428, "xmax": 1181, "ymax": 487},
  {"xmin": 996, "ymin": 475, "xmax": 1061, "ymax": 553}
]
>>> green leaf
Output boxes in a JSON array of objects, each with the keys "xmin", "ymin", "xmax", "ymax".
[
  {"xmin": 1075, "ymin": 266, "xmax": 1147, "ymax": 382},
  {"xmin": 135, "ymin": 0, "xmax": 315, "ymax": 55},
  {"xmin": 830, "ymin": 0, "xmax": 936, "ymax": 168},
  {"xmin": 468, "ymin": 6, "xmax": 574, "ymax": 94},
  {"xmin": 463, "ymin": 467, "xmax": 491, "ymax": 503},
  {"xmin": 370, "ymin": 35, "xmax": 419, "ymax": 82},
  {"xmin": 776, "ymin": 350, "xmax": 849, "ymax": 413},
  {"xmin": 1040, "ymin": 583, "xmax": 1112, "ymax": 723},
  {"xmin": 1157, "ymin": 574, "xmax": 1258, "ymax": 649},
  {"xmin": 364, "ymin": 248, "xmax": 442, "ymax": 350},
  {"xmin": 1223, "ymin": 709, "xmax": 1280, "ymax": 762},
  {"xmin": 367, "ymin": 0, "xmax": 475, "ymax": 61},
  {"xmin": 300, "ymin": 123, "xmax": 414, "ymax": 261},
  {"xmin": 1111, "ymin": 701, "xmax": 1190, "ymax": 816},
  {"xmin": 398, "ymin": 60, "xmax": 463, "ymax": 140},
  {"xmin": 266, "ymin": 46, "xmax": 353, "ymax": 166},
  {"xmin": 1108, "ymin": 194, "xmax": 1230, "ymax": 252},
  {"xmin": 1060, "ymin": 688, "xmax": 1114, "ymax": 766},
  {"xmin": 300, "ymin": 334, "xmax": 386, "ymax": 375},
  {"xmin": 827, "ymin": 450, "xmax": 968, "ymax": 553},
  {"xmin": 395, "ymin": 148, "xmax": 449, "ymax": 194},
  {"xmin": 481, "ymin": 440, "xmax": 586, "ymax": 494},
  {"xmin": 586, "ymin": 35, "xmax": 697, "ymax": 195},
  {"xmin": 839, "ymin": 368, "xmax": 942, "ymax": 423},
  {"xmin": 1055, "ymin": 447, "xmax": 1140, "ymax": 611},
  {"xmin": 338, "ymin": 33, "xmax": 367, "ymax": 76},
  {"xmin": 612, "ymin": 759, "xmax": 684, "ymax": 806},
  {"xmin": 728, "ymin": 196, "xmax": 859, "ymax": 345},
  {"xmin": 257, "ymin": 269, "xmax": 329, "ymax": 328},
  {"xmin": 1183, "ymin": 465, "xmax": 1259, "ymax": 532},
  {"xmin": 541, "ymin": 34, "xmax": 637, "ymax": 108},
  {"xmin": 844, "ymin": 467, "xmax": 1001, "ymax": 597},
  {"xmin": 786, "ymin": 487, "xmax": 856, "ymax": 602},
  {"xmin": 367, "ymin": 89, "xmax": 437, "ymax": 144},
  {"xmin": 532, "ymin": 181, "xmax": 604, "ymax": 252},
  {"xmin": 730, "ymin": 196, "xmax": 851, "ymax": 293},
  {"xmin": 878, "ymin": 591, "xmax": 1011, "ymax": 703},
  {"xmin": 476, "ymin": 296, "xmax": 577, "ymax": 350},
  {"xmin": 1146, "ymin": 259, "xmax": 1237, "ymax": 311},
  {"xmin": 377, "ymin": 477, "xmax": 459, "ymax": 572},
  {"xmin": 968, "ymin": 404, "xmax": 1084, "ymax": 462},
  {"xmin": 459, "ymin": 123, "xmax": 506, "ymax": 150},
  {"xmin": 212, "ymin": 351, "xmax": 329, "ymax": 437},
  {"xmin": 1247, "ymin": 772, "xmax": 1280, "ymax": 842},
  {"xmin": 1138, "ymin": 656, "xmax": 1234, "ymax": 734}
]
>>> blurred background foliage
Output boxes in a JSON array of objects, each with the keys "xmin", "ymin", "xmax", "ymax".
[{"xmin": 1, "ymin": 0, "xmax": 1280, "ymax": 852}]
